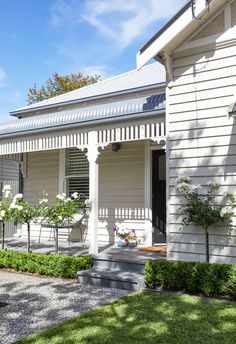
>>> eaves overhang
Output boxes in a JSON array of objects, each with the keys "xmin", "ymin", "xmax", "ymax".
[
  {"xmin": 136, "ymin": 0, "xmax": 223, "ymax": 69},
  {"xmin": 140, "ymin": 1, "xmax": 192, "ymax": 54}
]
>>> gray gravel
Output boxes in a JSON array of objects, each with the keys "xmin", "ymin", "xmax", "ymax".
[{"xmin": 0, "ymin": 270, "xmax": 130, "ymax": 344}]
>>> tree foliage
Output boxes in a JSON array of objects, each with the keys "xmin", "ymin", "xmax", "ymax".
[
  {"xmin": 176, "ymin": 177, "xmax": 235, "ymax": 262},
  {"xmin": 42, "ymin": 192, "xmax": 85, "ymax": 227},
  {"xmin": 176, "ymin": 177, "xmax": 235, "ymax": 231},
  {"xmin": 27, "ymin": 72, "xmax": 101, "ymax": 104}
]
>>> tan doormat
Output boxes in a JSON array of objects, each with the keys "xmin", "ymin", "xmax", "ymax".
[{"xmin": 139, "ymin": 246, "xmax": 167, "ymax": 253}]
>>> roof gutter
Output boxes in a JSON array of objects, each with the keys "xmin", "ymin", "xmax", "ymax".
[
  {"xmin": 0, "ymin": 109, "xmax": 165, "ymax": 139},
  {"xmin": 10, "ymin": 82, "xmax": 166, "ymax": 117}
]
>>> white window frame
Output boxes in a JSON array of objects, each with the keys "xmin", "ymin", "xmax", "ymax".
[{"xmin": 59, "ymin": 148, "xmax": 89, "ymax": 198}]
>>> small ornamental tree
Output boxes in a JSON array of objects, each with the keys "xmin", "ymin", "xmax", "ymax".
[
  {"xmin": 0, "ymin": 185, "xmax": 14, "ymax": 249},
  {"xmin": 176, "ymin": 177, "xmax": 235, "ymax": 262},
  {"xmin": 42, "ymin": 192, "xmax": 85, "ymax": 254},
  {"xmin": 10, "ymin": 195, "xmax": 42, "ymax": 252}
]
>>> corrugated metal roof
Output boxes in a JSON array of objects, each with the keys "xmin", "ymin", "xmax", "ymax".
[
  {"xmin": 0, "ymin": 93, "xmax": 165, "ymax": 137},
  {"xmin": 11, "ymin": 63, "xmax": 166, "ymax": 115}
]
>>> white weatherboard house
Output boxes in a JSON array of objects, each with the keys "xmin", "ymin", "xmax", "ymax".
[
  {"xmin": 0, "ymin": 63, "xmax": 167, "ymax": 254},
  {"xmin": 137, "ymin": 0, "xmax": 236, "ymax": 263},
  {"xmin": 1, "ymin": 0, "xmax": 236, "ymax": 264}
]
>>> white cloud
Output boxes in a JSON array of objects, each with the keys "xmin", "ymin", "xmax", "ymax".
[
  {"xmin": 0, "ymin": 68, "xmax": 6, "ymax": 88},
  {"xmin": 51, "ymin": 0, "xmax": 186, "ymax": 50},
  {"xmin": 83, "ymin": 65, "xmax": 113, "ymax": 79}
]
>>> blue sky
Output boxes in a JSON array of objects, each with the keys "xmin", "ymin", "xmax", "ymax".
[{"xmin": 0, "ymin": 0, "xmax": 185, "ymax": 121}]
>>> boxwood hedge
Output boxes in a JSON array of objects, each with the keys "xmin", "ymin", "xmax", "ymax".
[
  {"xmin": 145, "ymin": 259, "xmax": 236, "ymax": 298},
  {"xmin": 0, "ymin": 249, "xmax": 92, "ymax": 278}
]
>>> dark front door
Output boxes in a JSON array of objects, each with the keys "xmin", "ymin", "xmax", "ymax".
[{"xmin": 152, "ymin": 150, "xmax": 166, "ymax": 244}]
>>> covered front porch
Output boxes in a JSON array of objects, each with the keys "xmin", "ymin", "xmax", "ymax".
[{"xmin": 0, "ymin": 82, "xmax": 167, "ymax": 255}]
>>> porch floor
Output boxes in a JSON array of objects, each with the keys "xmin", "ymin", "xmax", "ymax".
[
  {"xmin": 3, "ymin": 238, "xmax": 166, "ymax": 262},
  {"xmin": 92, "ymin": 245, "xmax": 166, "ymax": 263}
]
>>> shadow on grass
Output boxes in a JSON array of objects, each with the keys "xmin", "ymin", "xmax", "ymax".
[{"xmin": 16, "ymin": 291, "xmax": 236, "ymax": 344}]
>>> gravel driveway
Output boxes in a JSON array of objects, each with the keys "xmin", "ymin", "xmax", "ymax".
[{"xmin": 0, "ymin": 270, "xmax": 129, "ymax": 344}]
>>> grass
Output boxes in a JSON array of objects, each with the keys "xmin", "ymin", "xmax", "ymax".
[{"xmin": 16, "ymin": 291, "xmax": 236, "ymax": 344}]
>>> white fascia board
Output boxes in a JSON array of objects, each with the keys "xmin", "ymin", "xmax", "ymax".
[
  {"xmin": 136, "ymin": 7, "xmax": 193, "ymax": 69},
  {"xmin": 136, "ymin": 0, "xmax": 221, "ymax": 69}
]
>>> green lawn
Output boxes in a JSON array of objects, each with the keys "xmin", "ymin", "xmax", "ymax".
[{"xmin": 16, "ymin": 291, "xmax": 236, "ymax": 344}]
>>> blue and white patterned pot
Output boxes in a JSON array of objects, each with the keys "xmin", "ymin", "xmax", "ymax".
[
  {"xmin": 117, "ymin": 239, "xmax": 128, "ymax": 247},
  {"xmin": 128, "ymin": 240, "xmax": 137, "ymax": 247}
]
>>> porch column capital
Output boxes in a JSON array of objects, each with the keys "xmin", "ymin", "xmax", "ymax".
[{"xmin": 86, "ymin": 145, "xmax": 100, "ymax": 164}]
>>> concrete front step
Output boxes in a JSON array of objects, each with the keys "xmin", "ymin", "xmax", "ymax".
[
  {"xmin": 92, "ymin": 257, "xmax": 145, "ymax": 273},
  {"xmin": 78, "ymin": 267, "xmax": 145, "ymax": 291},
  {"xmin": 77, "ymin": 255, "xmax": 146, "ymax": 290}
]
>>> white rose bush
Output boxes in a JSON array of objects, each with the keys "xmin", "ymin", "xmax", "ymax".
[
  {"xmin": 0, "ymin": 185, "xmax": 14, "ymax": 249},
  {"xmin": 176, "ymin": 177, "xmax": 235, "ymax": 262},
  {"xmin": 0, "ymin": 186, "xmax": 87, "ymax": 254},
  {"xmin": 10, "ymin": 194, "xmax": 41, "ymax": 252},
  {"xmin": 41, "ymin": 192, "xmax": 85, "ymax": 254}
]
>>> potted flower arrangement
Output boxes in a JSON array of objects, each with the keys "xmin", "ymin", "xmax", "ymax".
[
  {"xmin": 113, "ymin": 226, "xmax": 138, "ymax": 247},
  {"xmin": 113, "ymin": 226, "xmax": 130, "ymax": 247},
  {"xmin": 127, "ymin": 229, "xmax": 138, "ymax": 247}
]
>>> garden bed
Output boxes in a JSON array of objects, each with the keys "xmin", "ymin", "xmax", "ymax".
[
  {"xmin": 0, "ymin": 249, "xmax": 92, "ymax": 278},
  {"xmin": 145, "ymin": 259, "xmax": 236, "ymax": 298}
]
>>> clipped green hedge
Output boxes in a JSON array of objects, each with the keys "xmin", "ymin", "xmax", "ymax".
[
  {"xmin": 0, "ymin": 250, "xmax": 92, "ymax": 278},
  {"xmin": 145, "ymin": 259, "xmax": 236, "ymax": 298}
]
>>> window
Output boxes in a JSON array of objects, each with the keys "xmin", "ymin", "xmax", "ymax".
[{"xmin": 65, "ymin": 148, "xmax": 89, "ymax": 199}]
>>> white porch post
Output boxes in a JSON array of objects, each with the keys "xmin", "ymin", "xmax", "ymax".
[
  {"xmin": 87, "ymin": 131, "xmax": 99, "ymax": 255},
  {"xmin": 58, "ymin": 149, "xmax": 66, "ymax": 194},
  {"xmin": 144, "ymin": 140, "xmax": 152, "ymax": 246}
]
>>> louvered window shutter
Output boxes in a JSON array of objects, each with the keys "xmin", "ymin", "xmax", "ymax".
[{"xmin": 65, "ymin": 148, "xmax": 89, "ymax": 199}]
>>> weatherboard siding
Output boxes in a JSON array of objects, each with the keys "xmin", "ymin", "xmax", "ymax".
[
  {"xmin": 21, "ymin": 142, "xmax": 145, "ymax": 244},
  {"xmin": 167, "ymin": 17, "xmax": 236, "ymax": 263},
  {"xmin": 190, "ymin": 11, "xmax": 224, "ymax": 41},
  {"xmin": 21, "ymin": 150, "xmax": 60, "ymax": 241},
  {"xmin": 24, "ymin": 150, "xmax": 59, "ymax": 203},
  {"xmin": 98, "ymin": 141, "xmax": 145, "ymax": 245}
]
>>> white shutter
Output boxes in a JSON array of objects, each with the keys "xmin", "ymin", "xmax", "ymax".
[{"xmin": 65, "ymin": 148, "xmax": 89, "ymax": 199}]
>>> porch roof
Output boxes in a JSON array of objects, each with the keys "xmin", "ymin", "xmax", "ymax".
[
  {"xmin": 10, "ymin": 63, "xmax": 165, "ymax": 116},
  {"xmin": 0, "ymin": 93, "xmax": 165, "ymax": 138}
]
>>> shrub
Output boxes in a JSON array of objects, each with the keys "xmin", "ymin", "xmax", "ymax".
[
  {"xmin": 0, "ymin": 250, "xmax": 92, "ymax": 278},
  {"xmin": 145, "ymin": 259, "xmax": 236, "ymax": 298},
  {"xmin": 176, "ymin": 177, "xmax": 235, "ymax": 262}
]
